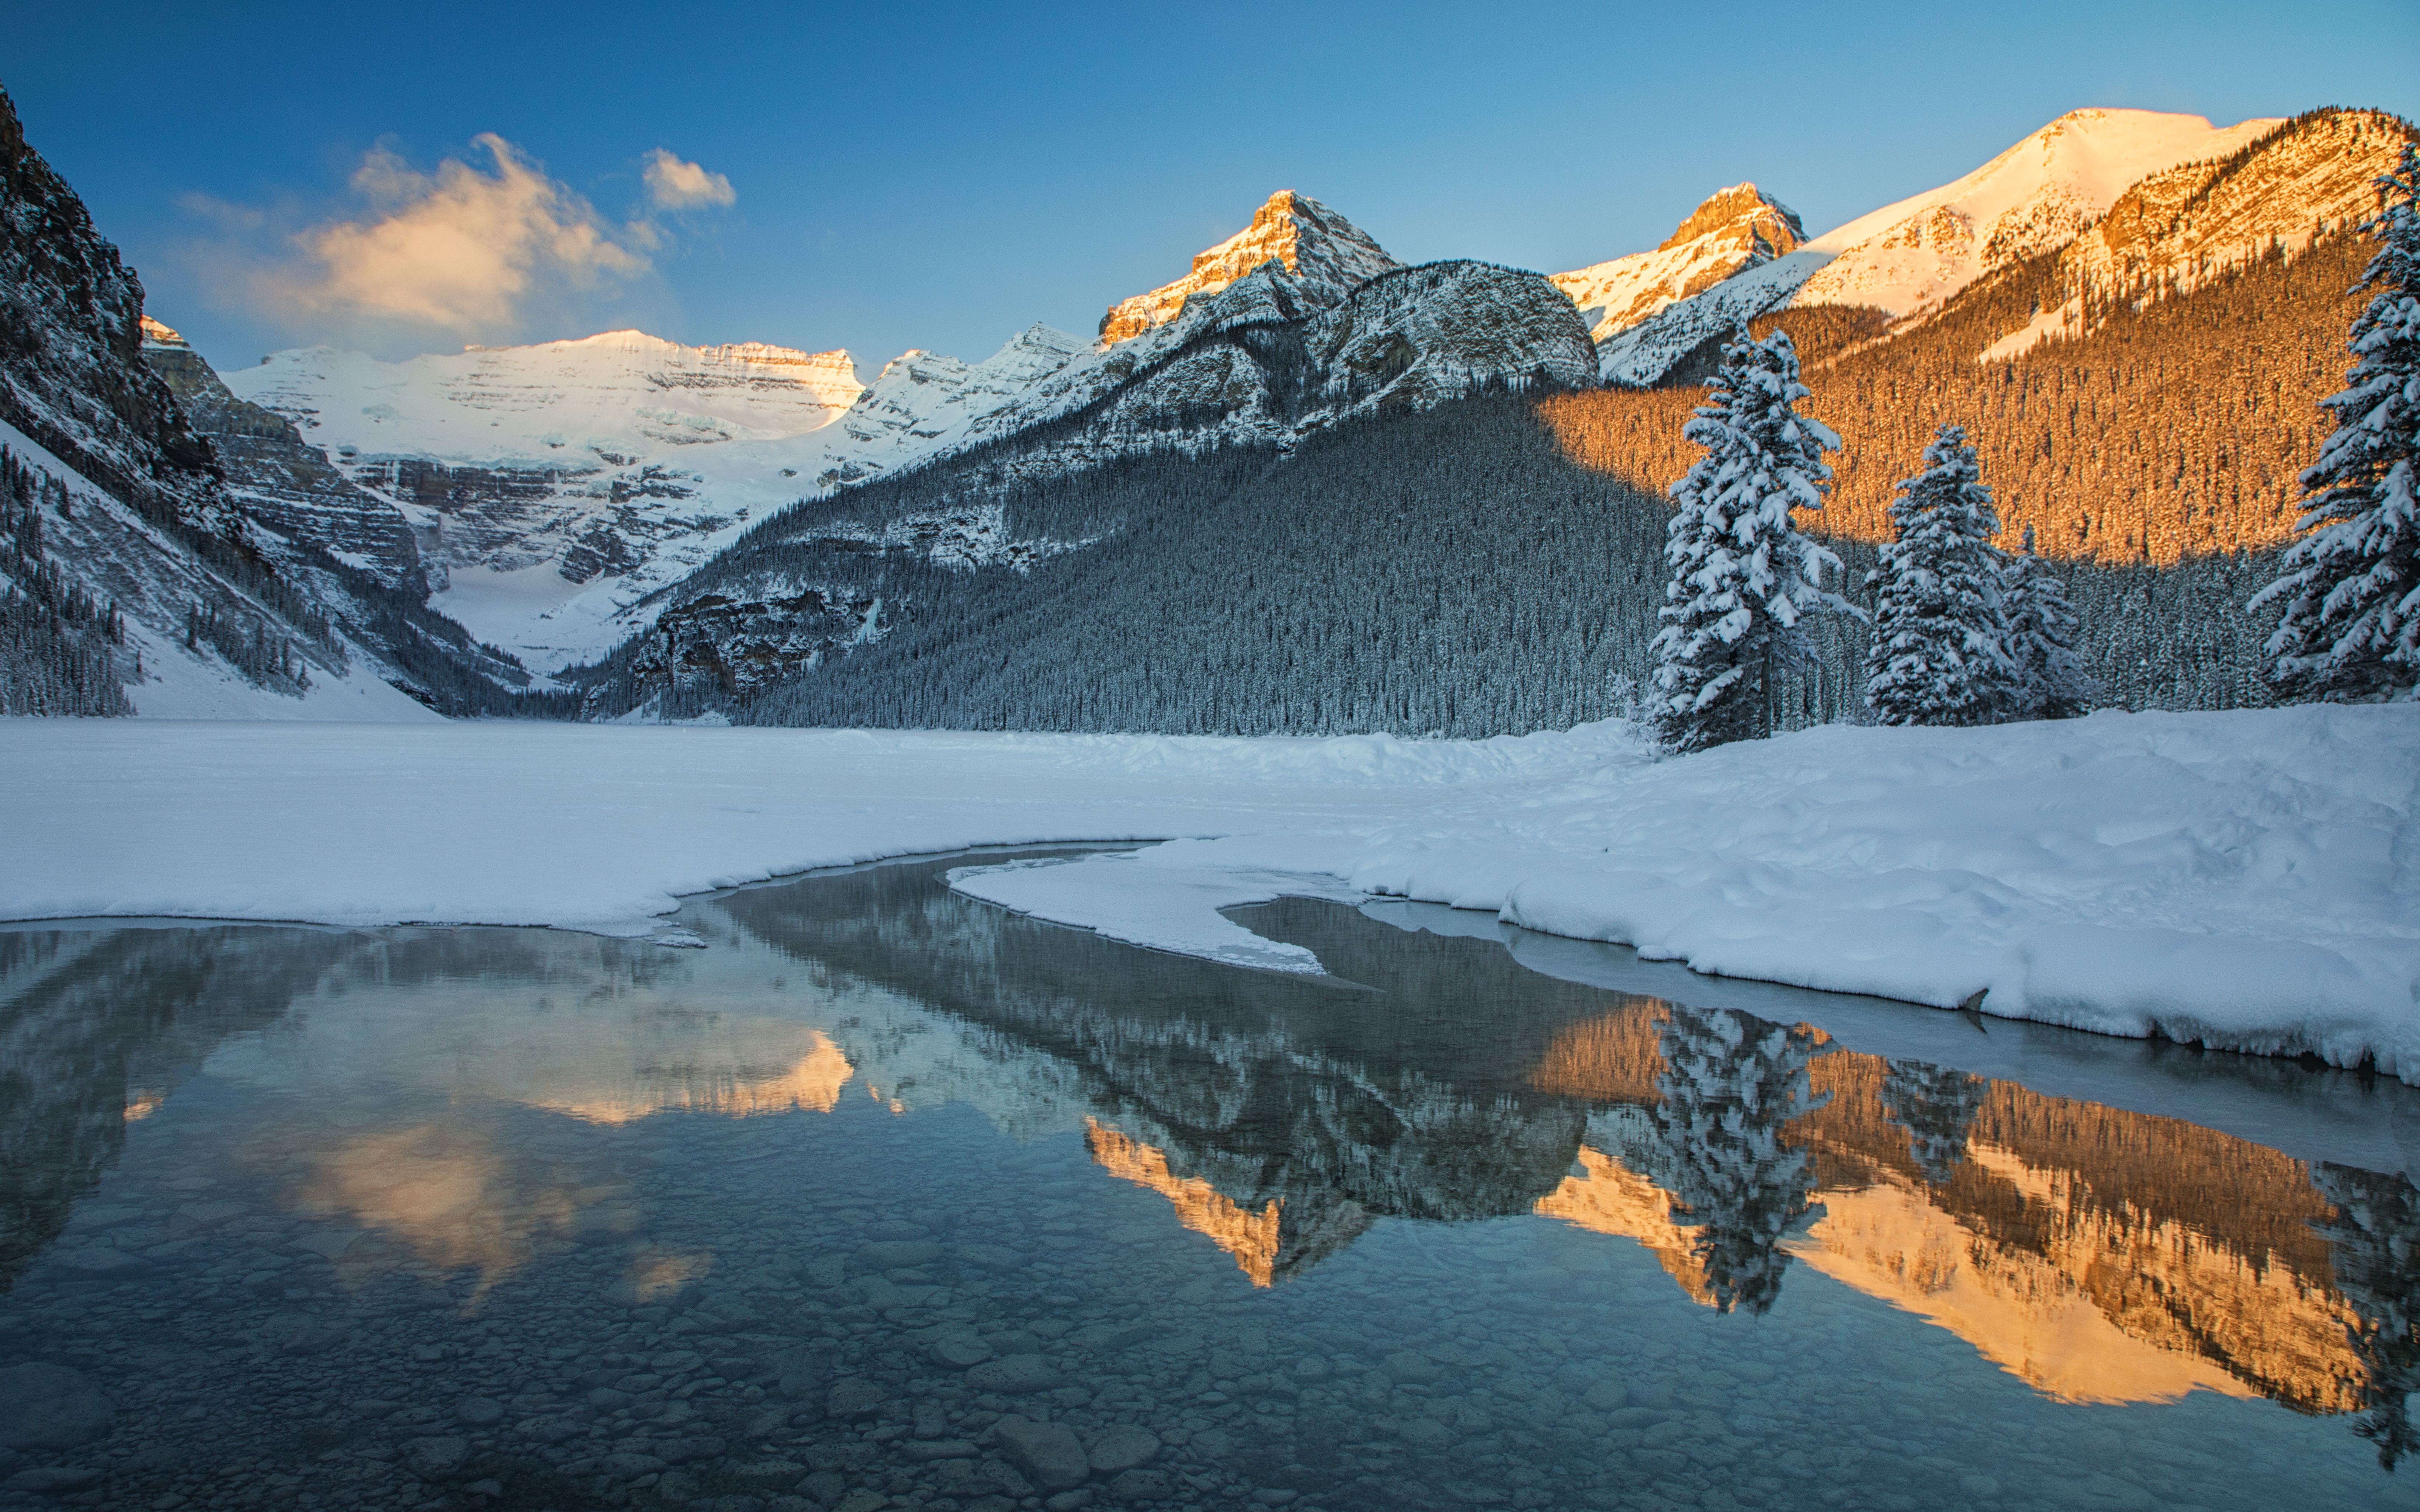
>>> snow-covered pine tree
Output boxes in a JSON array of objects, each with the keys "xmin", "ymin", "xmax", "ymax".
[
  {"xmin": 2002, "ymin": 525, "xmax": 2093, "ymax": 719},
  {"xmin": 1649, "ymin": 324, "xmax": 1848, "ymax": 751},
  {"xmin": 1862, "ymin": 425, "xmax": 2015, "ymax": 726},
  {"xmin": 2251, "ymin": 143, "xmax": 2420, "ymax": 703}
]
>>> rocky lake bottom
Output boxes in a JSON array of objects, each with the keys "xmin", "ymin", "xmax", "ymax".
[{"xmin": 0, "ymin": 852, "xmax": 2414, "ymax": 1512}]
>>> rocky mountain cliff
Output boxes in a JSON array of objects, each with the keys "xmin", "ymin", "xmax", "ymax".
[
  {"xmin": 1098, "ymin": 190, "xmax": 1401, "ymax": 343},
  {"xmin": 1550, "ymin": 184, "xmax": 1804, "ymax": 345},
  {"xmin": 0, "ymin": 85, "xmax": 568, "ymax": 719},
  {"xmin": 138, "ymin": 319, "xmax": 422, "ymax": 585},
  {"xmin": 0, "ymin": 89, "xmax": 229, "ymax": 536}
]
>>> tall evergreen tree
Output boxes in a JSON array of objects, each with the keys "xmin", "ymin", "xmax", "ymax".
[
  {"xmin": 2002, "ymin": 525, "xmax": 2093, "ymax": 719},
  {"xmin": 1649, "ymin": 326, "xmax": 1848, "ymax": 751},
  {"xmin": 1863, "ymin": 425, "xmax": 2015, "ymax": 726},
  {"xmin": 2252, "ymin": 143, "xmax": 2420, "ymax": 702}
]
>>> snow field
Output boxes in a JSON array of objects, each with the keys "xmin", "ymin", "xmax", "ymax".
[{"xmin": 3, "ymin": 705, "xmax": 2414, "ymax": 1079}]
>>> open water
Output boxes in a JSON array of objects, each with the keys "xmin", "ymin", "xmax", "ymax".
[{"xmin": 1, "ymin": 851, "xmax": 2414, "ymax": 1512}]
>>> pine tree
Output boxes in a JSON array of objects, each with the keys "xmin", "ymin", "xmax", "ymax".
[
  {"xmin": 2251, "ymin": 143, "xmax": 2420, "ymax": 703},
  {"xmin": 1863, "ymin": 425, "xmax": 2015, "ymax": 726},
  {"xmin": 1648, "ymin": 325, "xmax": 1848, "ymax": 751},
  {"xmin": 2002, "ymin": 525, "xmax": 2093, "ymax": 719}
]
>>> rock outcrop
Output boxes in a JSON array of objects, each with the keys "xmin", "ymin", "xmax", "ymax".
[
  {"xmin": 1098, "ymin": 190, "xmax": 1401, "ymax": 343},
  {"xmin": 0, "ymin": 86, "xmax": 229, "ymax": 533},
  {"xmin": 1551, "ymin": 183, "xmax": 1805, "ymax": 345},
  {"xmin": 138, "ymin": 319, "xmax": 423, "ymax": 586}
]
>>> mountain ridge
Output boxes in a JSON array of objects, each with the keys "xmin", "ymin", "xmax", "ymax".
[{"xmin": 1098, "ymin": 190, "xmax": 1402, "ymax": 343}]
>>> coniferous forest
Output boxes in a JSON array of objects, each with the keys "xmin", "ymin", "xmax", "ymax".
[
  {"xmin": 572, "ymin": 389, "xmax": 2284, "ymax": 735},
  {"xmin": 1539, "ymin": 229, "xmax": 2370, "ymax": 566}
]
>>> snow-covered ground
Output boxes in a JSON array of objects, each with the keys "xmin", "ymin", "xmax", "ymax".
[{"xmin": 2, "ymin": 706, "xmax": 2413, "ymax": 1079}]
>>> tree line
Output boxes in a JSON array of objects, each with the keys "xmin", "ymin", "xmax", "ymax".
[{"xmin": 1, "ymin": 452, "xmax": 131, "ymax": 716}]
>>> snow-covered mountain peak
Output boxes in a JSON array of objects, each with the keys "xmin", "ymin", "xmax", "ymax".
[
  {"xmin": 1793, "ymin": 107, "xmax": 2283, "ymax": 314},
  {"xmin": 226, "ymin": 329, "xmax": 865, "ymax": 466},
  {"xmin": 1657, "ymin": 183, "xmax": 1804, "ymax": 256},
  {"xmin": 1551, "ymin": 183, "xmax": 1806, "ymax": 344},
  {"xmin": 1099, "ymin": 190, "xmax": 1403, "ymax": 343},
  {"xmin": 139, "ymin": 316, "xmax": 188, "ymax": 349},
  {"xmin": 1586, "ymin": 105, "xmax": 2294, "ymax": 386}
]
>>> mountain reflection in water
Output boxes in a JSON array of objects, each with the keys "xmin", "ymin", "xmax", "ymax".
[{"xmin": 1, "ymin": 850, "xmax": 2417, "ymax": 1499}]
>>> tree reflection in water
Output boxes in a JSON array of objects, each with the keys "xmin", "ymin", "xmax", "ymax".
[
  {"xmin": 2313, "ymin": 1165, "xmax": 2420, "ymax": 1469},
  {"xmin": 1643, "ymin": 1006, "xmax": 1826, "ymax": 1315}
]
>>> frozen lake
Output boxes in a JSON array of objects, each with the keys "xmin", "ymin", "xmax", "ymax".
[{"xmin": 0, "ymin": 851, "xmax": 2413, "ymax": 1511}]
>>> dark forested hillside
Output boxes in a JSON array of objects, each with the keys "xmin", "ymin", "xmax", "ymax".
[{"xmin": 573, "ymin": 393, "xmax": 2280, "ymax": 734}]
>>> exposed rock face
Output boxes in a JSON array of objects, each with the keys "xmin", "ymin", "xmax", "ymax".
[
  {"xmin": 1099, "ymin": 190, "xmax": 1402, "ymax": 342},
  {"xmin": 0, "ymin": 86, "xmax": 228, "ymax": 532},
  {"xmin": 963, "ymin": 258, "xmax": 1597, "ymax": 476},
  {"xmin": 138, "ymin": 319, "xmax": 422, "ymax": 586},
  {"xmin": 1551, "ymin": 183, "xmax": 1805, "ymax": 345}
]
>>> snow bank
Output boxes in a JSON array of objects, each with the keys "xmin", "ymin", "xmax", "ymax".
[
  {"xmin": 3, "ymin": 706, "xmax": 2413, "ymax": 1079},
  {"xmin": 956, "ymin": 705, "xmax": 2420, "ymax": 1080}
]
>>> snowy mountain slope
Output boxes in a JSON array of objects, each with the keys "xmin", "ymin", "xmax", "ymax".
[
  {"xmin": 222, "ymin": 324, "xmax": 1086, "ymax": 672},
  {"xmin": 2, "ymin": 418, "xmax": 437, "ymax": 721},
  {"xmin": 1792, "ymin": 108, "xmax": 2281, "ymax": 316},
  {"xmin": 1099, "ymin": 190, "xmax": 1401, "ymax": 343},
  {"xmin": 1980, "ymin": 108, "xmax": 2416, "ymax": 360},
  {"xmin": 1550, "ymin": 184, "xmax": 1804, "ymax": 345},
  {"xmin": 219, "ymin": 189, "xmax": 1422, "ymax": 674},
  {"xmin": 1584, "ymin": 108, "xmax": 2284, "ymax": 386},
  {"xmin": 1591, "ymin": 251, "xmax": 1828, "ymax": 388},
  {"xmin": 226, "ymin": 329, "xmax": 864, "ymax": 464},
  {"xmin": 579, "ymin": 264, "xmax": 1601, "ymax": 714},
  {"xmin": 809, "ymin": 323, "xmax": 1084, "ymax": 488}
]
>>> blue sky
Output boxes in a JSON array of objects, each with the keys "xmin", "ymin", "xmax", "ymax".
[{"xmin": 11, "ymin": 0, "xmax": 2416, "ymax": 376}]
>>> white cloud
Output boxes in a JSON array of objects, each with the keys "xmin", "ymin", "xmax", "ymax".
[
  {"xmin": 643, "ymin": 149, "xmax": 737, "ymax": 211},
  {"xmin": 212, "ymin": 134, "xmax": 735, "ymax": 344}
]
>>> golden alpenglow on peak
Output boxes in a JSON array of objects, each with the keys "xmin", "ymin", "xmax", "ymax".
[
  {"xmin": 1098, "ymin": 189, "xmax": 1403, "ymax": 343},
  {"xmin": 1550, "ymin": 184, "xmax": 1808, "ymax": 344},
  {"xmin": 1655, "ymin": 183, "xmax": 1806, "ymax": 258}
]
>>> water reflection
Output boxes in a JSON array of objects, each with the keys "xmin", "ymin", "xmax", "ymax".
[
  {"xmin": 0, "ymin": 856, "xmax": 2416, "ymax": 1509},
  {"xmin": 707, "ymin": 872, "xmax": 2420, "ymax": 1445}
]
